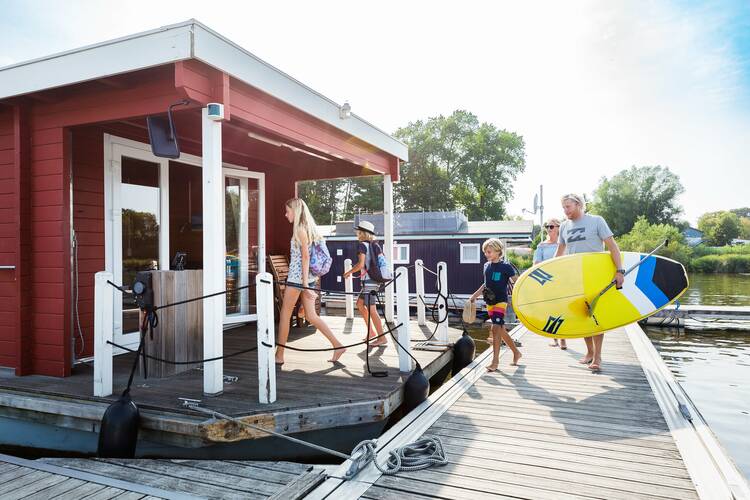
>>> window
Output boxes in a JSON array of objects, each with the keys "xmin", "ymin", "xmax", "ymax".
[
  {"xmin": 393, "ymin": 243, "xmax": 410, "ymax": 264},
  {"xmin": 460, "ymin": 243, "xmax": 480, "ymax": 264}
]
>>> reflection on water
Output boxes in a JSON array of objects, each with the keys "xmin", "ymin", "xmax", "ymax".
[
  {"xmin": 647, "ymin": 327, "xmax": 750, "ymax": 481},
  {"xmin": 682, "ymin": 273, "xmax": 750, "ymax": 306}
]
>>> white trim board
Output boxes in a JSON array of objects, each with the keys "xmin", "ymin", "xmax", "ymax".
[
  {"xmin": 0, "ymin": 20, "xmax": 407, "ymax": 162},
  {"xmin": 626, "ymin": 323, "xmax": 750, "ymax": 500},
  {"xmin": 307, "ymin": 325, "xmax": 527, "ymax": 500}
]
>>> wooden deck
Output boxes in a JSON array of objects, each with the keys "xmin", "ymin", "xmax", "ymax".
[
  {"xmin": 312, "ymin": 324, "xmax": 744, "ymax": 499},
  {"xmin": 0, "ymin": 316, "xmax": 461, "ymax": 457},
  {"xmin": 0, "ymin": 452, "xmax": 325, "ymax": 499}
]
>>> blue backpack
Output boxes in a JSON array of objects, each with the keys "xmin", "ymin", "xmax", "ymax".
[{"xmin": 309, "ymin": 239, "xmax": 333, "ymax": 277}]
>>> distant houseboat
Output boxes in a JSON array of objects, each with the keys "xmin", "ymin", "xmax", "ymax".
[{"xmin": 320, "ymin": 211, "xmax": 533, "ymax": 300}]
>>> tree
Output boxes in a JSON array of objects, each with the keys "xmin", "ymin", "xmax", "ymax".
[
  {"xmin": 698, "ymin": 211, "xmax": 743, "ymax": 246},
  {"xmin": 617, "ymin": 217, "xmax": 692, "ymax": 265},
  {"xmin": 394, "ymin": 110, "xmax": 526, "ymax": 219},
  {"xmin": 588, "ymin": 166, "xmax": 684, "ymax": 236}
]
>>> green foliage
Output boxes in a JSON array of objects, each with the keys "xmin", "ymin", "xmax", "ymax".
[
  {"xmin": 508, "ymin": 253, "xmax": 532, "ymax": 271},
  {"xmin": 740, "ymin": 217, "xmax": 750, "ymax": 240},
  {"xmin": 297, "ymin": 176, "xmax": 384, "ymax": 225},
  {"xmin": 690, "ymin": 254, "xmax": 750, "ymax": 273},
  {"xmin": 617, "ymin": 218, "xmax": 692, "ymax": 266},
  {"xmin": 394, "ymin": 110, "xmax": 526, "ymax": 220},
  {"xmin": 530, "ymin": 231, "xmax": 542, "ymax": 251},
  {"xmin": 691, "ymin": 244, "xmax": 750, "ymax": 257},
  {"xmin": 697, "ymin": 211, "xmax": 742, "ymax": 246},
  {"xmin": 588, "ymin": 166, "xmax": 684, "ymax": 236}
]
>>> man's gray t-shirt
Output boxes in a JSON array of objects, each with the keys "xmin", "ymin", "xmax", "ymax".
[{"xmin": 558, "ymin": 214, "xmax": 614, "ymax": 254}]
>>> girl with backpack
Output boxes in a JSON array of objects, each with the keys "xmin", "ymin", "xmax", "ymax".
[
  {"xmin": 275, "ymin": 198, "xmax": 345, "ymax": 366},
  {"xmin": 342, "ymin": 220, "xmax": 389, "ymax": 347}
]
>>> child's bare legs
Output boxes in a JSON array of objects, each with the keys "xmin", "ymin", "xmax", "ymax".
[
  {"xmin": 276, "ymin": 286, "xmax": 302, "ymax": 364},
  {"xmin": 560, "ymin": 339, "xmax": 567, "ymax": 349},
  {"xmin": 300, "ymin": 291, "xmax": 346, "ymax": 362},
  {"xmin": 356, "ymin": 298, "xmax": 385, "ymax": 344},
  {"xmin": 486, "ymin": 325, "xmax": 521, "ymax": 371}
]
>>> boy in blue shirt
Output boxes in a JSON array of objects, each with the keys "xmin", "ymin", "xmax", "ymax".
[{"xmin": 470, "ymin": 238, "xmax": 522, "ymax": 372}]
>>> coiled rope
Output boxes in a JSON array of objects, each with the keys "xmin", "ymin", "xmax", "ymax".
[{"xmin": 344, "ymin": 436, "xmax": 448, "ymax": 479}]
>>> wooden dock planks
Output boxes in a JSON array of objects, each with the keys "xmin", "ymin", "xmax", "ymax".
[
  {"xmin": 356, "ymin": 327, "xmax": 702, "ymax": 500},
  {"xmin": 0, "ymin": 452, "xmax": 326, "ymax": 499}
]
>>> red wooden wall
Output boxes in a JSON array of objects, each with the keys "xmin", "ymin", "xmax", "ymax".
[{"xmin": 0, "ymin": 108, "xmax": 16, "ymax": 370}]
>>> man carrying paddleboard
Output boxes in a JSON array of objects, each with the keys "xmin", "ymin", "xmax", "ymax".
[{"xmin": 554, "ymin": 194, "xmax": 624, "ymax": 372}]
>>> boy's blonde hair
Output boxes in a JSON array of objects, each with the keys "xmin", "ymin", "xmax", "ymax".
[
  {"xmin": 482, "ymin": 238, "xmax": 504, "ymax": 256},
  {"xmin": 285, "ymin": 198, "xmax": 322, "ymax": 246},
  {"xmin": 561, "ymin": 193, "xmax": 586, "ymax": 211},
  {"xmin": 356, "ymin": 229, "xmax": 375, "ymax": 241}
]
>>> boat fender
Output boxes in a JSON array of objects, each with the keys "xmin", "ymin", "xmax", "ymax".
[
  {"xmin": 97, "ymin": 390, "xmax": 140, "ymax": 458},
  {"xmin": 451, "ymin": 331, "xmax": 476, "ymax": 375},
  {"xmin": 402, "ymin": 364, "xmax": 430, "ymax": 415}
]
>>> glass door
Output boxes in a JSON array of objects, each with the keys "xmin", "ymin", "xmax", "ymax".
[
  {"xmin": 224, "ymin": 174, "xmax": 262, "ymax": 323},
  {"xmin": 110, "ymin": 145, "xmax": 167, "ymax": 349}
]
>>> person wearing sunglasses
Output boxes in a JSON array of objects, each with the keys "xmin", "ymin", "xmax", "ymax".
[{"xmin": 533, "ymin": 218, "xmax": 566, "ymax": 349}]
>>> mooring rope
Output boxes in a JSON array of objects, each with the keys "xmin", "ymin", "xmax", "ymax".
[{"xmin": 344, "ymin": 436, "xmax": 448, "ymax": 479}]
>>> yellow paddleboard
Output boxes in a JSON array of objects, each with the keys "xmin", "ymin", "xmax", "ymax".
[{"xmin": 511, "ymin": 252, "xmax": 688, "ymax": 339}]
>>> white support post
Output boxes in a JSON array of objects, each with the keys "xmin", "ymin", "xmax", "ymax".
[
  {"xmin": 256, "ymin": 272, "xmax": 276, "ymax": 404},
  {"xmin": 383, "ymin": 174, "xmax": 395, "ymax": 323},
  {"xmin": 395, "ymin": 266, "xmax": 412, "ymax": 372},
  {"xmin": 415, "ymin": 259, "xmax": 426, "ymax": 326},
  {"xmin": 202, "ymin": 106, "xmax": 224, "ymax": 395},
  {"xmin": 436, "ymin": 261, "xmax": 449, "ymax": 344},
  {"xmin": 344, "ymin": 259, "xmax": 354, "ymax": 319},
  {"xmin": 94, "ymin": 272, "xmax": 114, "ymax": 397}
]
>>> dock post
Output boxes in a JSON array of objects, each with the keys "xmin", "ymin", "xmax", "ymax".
[
  {"xmin": 395, "ymin": 266, "xmax": 413, "ymax": 372},
  {"xmin": 344, "ymin": 259, "xmax": 354, "ymax": 319},
  {"xmin": 415, "ymin": 259, "xmax": 426, "ymax": 326},
  {"xmin": 94, "ymin": 271, "xmax": 113, "ymax": 397},
  {"xmin": 437, "ymin": 261, "xmax": 449, "ymax": 343},
  {"xmin": 383, "ymin": 174, "xmax": 395, "ymax": 323},
  {"xmin": 256, "ymin": 272, "xmax": 276, "ymax": 404}
]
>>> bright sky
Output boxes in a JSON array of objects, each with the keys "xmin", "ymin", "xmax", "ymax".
[{"xmin": 2, "ymin": 0, "xmax": 749, "ymax": 225}]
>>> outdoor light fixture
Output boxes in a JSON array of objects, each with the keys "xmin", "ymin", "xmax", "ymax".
[
  {"xmin": 247, "ymin": 131, "xmax": 332, "ymax": 161},
  {"xmin": 339, "ymin": 101, "xmax": 351, "ymax": 119}
]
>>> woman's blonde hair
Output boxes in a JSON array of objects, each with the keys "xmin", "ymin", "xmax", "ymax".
[
  {"xmin": 481, "ymin": 238, "xmax": 504, "ymax": 256},
  {"xmin": 545, "ymin": 218, "xmax": 562, "ymax": 227},
  {"xmin": 285, "ymin": 198, "xmax": 322, "ymax": 246},
  {"xmin": 356, "ymin": 229, "xmax": 375, "ymax": 241},
  {"xmin": 561, "ymin": 193, "xmax": 586, "ymax": 210}
]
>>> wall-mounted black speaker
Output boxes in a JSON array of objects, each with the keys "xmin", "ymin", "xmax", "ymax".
[{"xmin": 146, "ymin": 99, "xmax": 189, "ymax": 159}]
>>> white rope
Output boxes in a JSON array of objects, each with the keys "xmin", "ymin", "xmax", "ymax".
[{"xmin": 344, "ymin": 436, "xmax": 448, "ymax": 479}]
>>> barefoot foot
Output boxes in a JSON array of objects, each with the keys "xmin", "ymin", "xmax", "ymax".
[
  {"xmin": 329, "ymin": 347, "xmax": 347, "ymax": 363},
  {"xmin": 486, "ymin": 363, "xmax": 498, "ymax": 372},
  {"xmin": 579, "ymin": 356, "xmax": 593, "ymax": 364},
  {"xmin": 511, "ymin": 351, "xmax": 522, "ymax": 366}
]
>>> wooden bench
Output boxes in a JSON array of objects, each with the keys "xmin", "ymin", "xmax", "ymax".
[{"xmin": 267, "ymin": 255, "xmax": 321, "ymax": 327}]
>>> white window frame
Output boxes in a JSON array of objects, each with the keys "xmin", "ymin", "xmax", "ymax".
[
  {"xmin": 460, "ymin": 243, "xmax": 481, "ymax": 264},
  {"xmin": 393, "ymin": 243, "xmax": 410, "ymax": 264}
]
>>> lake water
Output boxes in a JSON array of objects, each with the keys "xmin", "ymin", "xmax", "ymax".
[{"xmin": 645, "ymin": 273, "xmax": 750, "ymax": 481}]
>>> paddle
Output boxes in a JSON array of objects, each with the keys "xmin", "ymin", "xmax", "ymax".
[{"xmin": 586, "ymin": 239, "xmax": 669, "ymax": 319}]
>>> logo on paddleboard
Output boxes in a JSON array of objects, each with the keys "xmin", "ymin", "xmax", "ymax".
[
  {"xmin": 529, "ymin": 268, "xmax": 554, "ymax": 286},
  {"xmin": 542, "ymin": 315, "xmax": 564, "ymax": 334}
]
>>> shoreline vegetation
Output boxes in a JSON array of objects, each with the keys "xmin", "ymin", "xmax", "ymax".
[{"xmin": 524, "ymin": 218, "xmax": 750, "ymax": 274}]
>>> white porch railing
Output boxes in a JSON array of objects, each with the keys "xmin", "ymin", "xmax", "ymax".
[
  {"xmin": 344, "ymin": 259, "xmax": 354, "ymax": 319},
  {"xmin": 94, "ymin": 271, "xmax": 114, "ymax": 397},
  {"xmin": 414, "ymin": 259, "xmax": 426, "ymax": 326},
  {"xmin": 256, "ymin": 272, "xmax": 276, "ymax": 404},
  {"xmin": 436, "ymin": 261, "xmax": 449, "ymax": 343}
]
